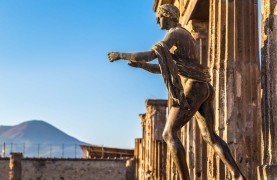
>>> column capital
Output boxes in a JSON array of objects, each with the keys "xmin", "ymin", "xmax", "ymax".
[
  {"xmin": 145, "ymin": 99, "xmax": 168, "ymax": 107},
  {"xmin": 139, "ymin": 113, "xmax": 146, "ymax": 126}
]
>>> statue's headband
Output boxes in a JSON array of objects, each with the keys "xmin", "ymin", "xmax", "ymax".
[{"xmin": 157, "ymin": 4, "xmax": 180, "ymax": 21}]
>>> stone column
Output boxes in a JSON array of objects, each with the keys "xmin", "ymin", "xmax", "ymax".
[
  {"xmin": 208, "ymin": 0, "xmax": 261, "ymax": 179},
  {"xmin": 144, "ymin": 99, "xmax": 168, "ymax": 141},
  {"xmin": 143, "ymin": 99, "xmax": 167, "ymax": 179},
  {"xmin": 258, "ymin": 1, "xmax": 277, "ymax": 179},
  {"xmin": 9, "ymin": 153, "xmax": 23, "ymax": 180},
  {"xmin": 135, "ymin": 99, "xmax": 168, "ymax": 180}
]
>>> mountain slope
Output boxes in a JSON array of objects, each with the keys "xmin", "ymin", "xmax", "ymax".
[
  {"xmin": 0, "ymin": 120, "xmax": 88, "ymax": 157},
  {"xmin": 0, "ymin": 120, "xmax": 85, "ymax": 144}
]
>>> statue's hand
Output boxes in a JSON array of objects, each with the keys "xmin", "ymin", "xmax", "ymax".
[
  {"xmin": 108, "ymin": 52, "xmax": 121, "ymax": 62},
  {"xmin": 128, "ymin": 61, "xmax": 143, "ymax": 68}
]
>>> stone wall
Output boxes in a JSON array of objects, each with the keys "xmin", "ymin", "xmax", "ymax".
[
  {"xmin": 0, "ymin": 158, "xmax": 128, "ymax": 180},
  {"xmin": 0, "ymin": 158, "xmax": 9, "ymax": 179}
]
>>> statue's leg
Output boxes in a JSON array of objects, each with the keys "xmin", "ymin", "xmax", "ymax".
[
  {"xmin": 163, "ymin": 80, "xmax": 210, "ymax": 180},
  {"xmin": 196, "ymin": 85, "xmax": 246, "ymax": 179},
  {"xmin": 163, "ymin": 107, "xmax": 192, "ymax": 180}
]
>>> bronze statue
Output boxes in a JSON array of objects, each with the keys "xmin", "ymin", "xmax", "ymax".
[{"xmin": 108, "ymin": 4, "xmax": 246, "ymax": 180}]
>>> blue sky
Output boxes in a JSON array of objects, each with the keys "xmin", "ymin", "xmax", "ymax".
[
  {"xmin": 0, "ymin": 1, "xmax": 261, "ymax": 149},
  {"xmin": 0, "ymin": 0, "xmax": 168, "ymax": 148}
]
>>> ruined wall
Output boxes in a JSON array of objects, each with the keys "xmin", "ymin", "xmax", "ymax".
[
  {"xmin": 0, "ymin": 158, "xmax": 9, "ymax": 179},
  {"xmin": 0, "ymin": 158, "xmax": 128, "ymax": 180}
]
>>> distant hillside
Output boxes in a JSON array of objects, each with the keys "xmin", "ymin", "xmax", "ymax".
[{"xmin": 0, "ymin": 120, "xmax": 88, "ymax": 158}]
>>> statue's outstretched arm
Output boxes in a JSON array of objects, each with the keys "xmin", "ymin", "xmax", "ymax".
[
  {"xmin": 128, "ymin": 61, "xmax": 161, "ymax": 74},
  {"xmin": 108, "ymin": 50, "xmax": 156, "ymax": 63}
]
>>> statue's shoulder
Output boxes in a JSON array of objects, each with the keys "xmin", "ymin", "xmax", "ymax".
[
  {"xmin": 178, "ymin": 26, "xmax": 191, "ymax": 34},
  {"xmin": 170, "ymin": 26, "xmax": 188, "ymax": 32},
  {"xmin": 169, "ymin": 26, "xmax": 191, "ymax": 38}
]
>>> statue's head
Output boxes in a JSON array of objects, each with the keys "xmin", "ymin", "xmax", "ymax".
[{"xmin": 156, "ymin": 4, "xmax": 180, "ymax": 29}]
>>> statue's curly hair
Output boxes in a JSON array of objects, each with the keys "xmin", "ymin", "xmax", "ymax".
[{"xmin": 157, "ymin": 4, "xmax": 180, "ymax": 22}]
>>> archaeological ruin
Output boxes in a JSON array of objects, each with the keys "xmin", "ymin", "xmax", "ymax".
[{"xmin": 1, "ymin": 0, "xmax": 276, "ymax": 179}]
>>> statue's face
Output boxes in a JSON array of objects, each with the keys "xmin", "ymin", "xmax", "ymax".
[{"xmin": 156, "ymin": 14, "xmax": 171, "ymax": 30}]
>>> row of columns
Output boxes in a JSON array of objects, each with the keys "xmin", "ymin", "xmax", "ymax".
[
  {"xmin": 134, "ymin": 100, "xmax": 167, "ymax": 179},
  {"xmin": 207, "ymin": 0, "xmax": 261, "ymax": 179}
]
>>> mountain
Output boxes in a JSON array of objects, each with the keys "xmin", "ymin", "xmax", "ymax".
[
  {"xmin": 0, "ymin": 120, "xmax": 88, "ymax": 158},
  {"xmin": 0, "ymin": 120, "xmax": 86, "ymax": 144}
]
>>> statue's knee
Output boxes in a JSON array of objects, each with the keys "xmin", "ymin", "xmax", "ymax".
[{"xmin": 162, "ymin": 131, "xmax": 172, "ymax": 143}]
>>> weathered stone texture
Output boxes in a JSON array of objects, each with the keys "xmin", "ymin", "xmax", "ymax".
[
  {"xmin": 0, "ymin": 158, "xmax": 9, "ymax": 179},
  {"xmin": 1, "ymin": 158, "xmax": 127, "ymax": 180},
  {"xmin": 258, "ymin": 0, "xmax": 277, "ymax": 179},
  {"xmin": 206, "ymin": 1, "xmax": 261, "ymax": 179},
  {"xmin": 261, "ymin": 0, "xmax": 277, "ymax": 164}
]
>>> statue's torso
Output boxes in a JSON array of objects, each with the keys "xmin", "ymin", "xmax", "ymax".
[
  {"xmin": 169, "ymin": 26, "xmax": 197, "ymax": 61},
  {"xmin": 167, "ymin": 26, "xmax": 211, "ymax": 83}
]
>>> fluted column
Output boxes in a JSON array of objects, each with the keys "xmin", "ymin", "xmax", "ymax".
[
  {"xmin": 258, "ymin": 1, "xmax": 277, "ymax": 179},
  {"xmin": 135, "ymin": 99, "xmax": 168, "ymax": 180},
  {"xmin": 208, "ymin": 0, "xmax": 261, "ymax": 179},
  {"xmin": 144, "ymin": 99, "xmax": 168, "ymax": 141}
]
